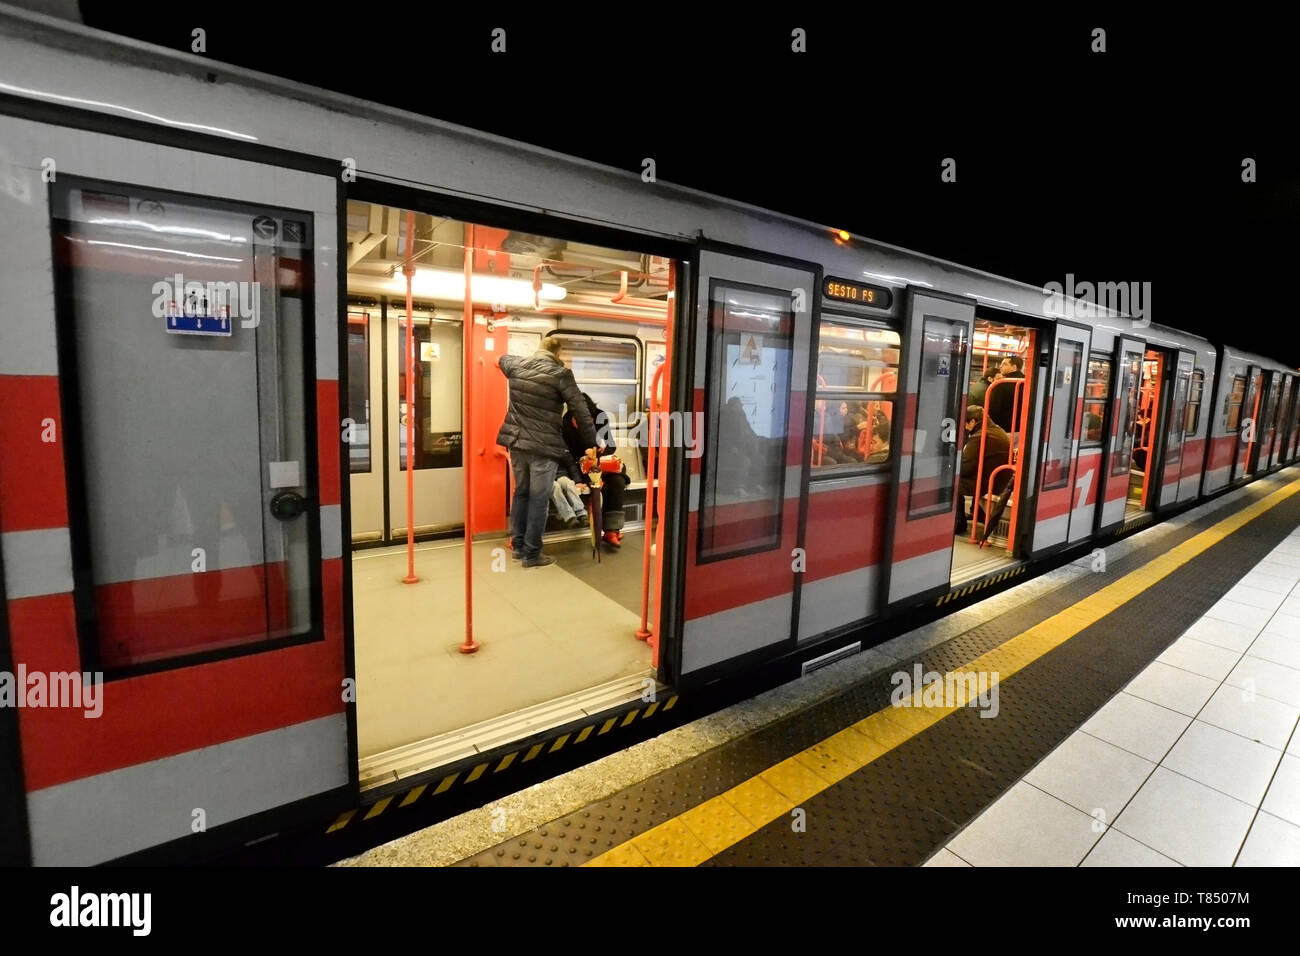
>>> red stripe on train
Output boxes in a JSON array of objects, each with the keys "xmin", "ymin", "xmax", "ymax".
[
  {"xmin": 10, "ymin": 558, "xmax": 345, "ymax": 791},
  {"xmin": 316, "ymin": 379, "xmax": 341, "ymax": 506},
  {"xmin": 802, "ymin": 482, "xmax": 888, "ymax": 581},
  {"xmin": 684, "ymin": 499, "xmax": 797, "ymax": 619},
  {"xmin": 0, "ymin": 375, "xmax": 68, "ymax": 532}
]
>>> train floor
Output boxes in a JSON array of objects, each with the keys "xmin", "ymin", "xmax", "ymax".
[
  {"xmin": 336, "ymin": 466, "xmax": 1300, "ymax": 867},
  {"xmin": 352, "ymin": 531, "xmax": 653, "ymax": 786}
]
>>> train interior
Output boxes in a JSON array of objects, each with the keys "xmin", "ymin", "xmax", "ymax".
[
  {"xmin": 344, "ymin": 201, "xmax": 673, "ymax": 788},
  {"xmin": 952, "ymin": 318, "xmax": 1036, "ymax": 584},
  {"xmin": 1125, "ymin": 349, "xmax": 1165, "ymax": 519}
]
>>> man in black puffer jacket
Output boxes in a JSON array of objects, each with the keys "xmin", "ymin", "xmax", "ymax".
[{"xmin": 497, "ymin": 337, "xmax": 598, "ymax": 567}]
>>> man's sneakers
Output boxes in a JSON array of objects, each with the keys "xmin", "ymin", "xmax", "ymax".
[
  {"xmin": 522, "ymin": 554, "xmax": 557, "ymax": 568},
  {"xmin": 564, "ymin": 516, "xmax": 581, "ymax": 529},
  {"xmin": 602, "ymin": 531, "xmax": 622, "ymax": 549}
]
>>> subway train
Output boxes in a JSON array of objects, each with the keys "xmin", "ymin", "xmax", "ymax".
[{"xmin": 0, "ymin": 9, "xmax": 1297, "ymax": 866}]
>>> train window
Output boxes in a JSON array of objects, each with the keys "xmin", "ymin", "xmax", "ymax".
[
  {"xmin": 1043, "ymin": 341, "xmax": 1083, "ymax": 489},
  {"xmin": 811, "ymin": 319, "xmax": 899, "ymax": 474},
  {"xmin": 816, "ymin": 321, "xmax": 901, "ymax": 392},
  {"xmin": 508, "ymin": 330, "xmax": 540, "ymax": 356},
  {"xmin": 555, "ymin": 336, "xmax": 640, "ymax": 426},
  {"xmin": 698, "ymin": 281, "xmax": 794, "ymax": 561},
  {"xmin": 398, "ymin": 316, "xmax": 463, "ymax": 470},
  {"xmin": 1110, "ymin": 348, "xmax": 1143, "ymax": 476},
  {"xmin": 1184, "ymin": 369, "xmax": 1204, "ymax": 436},
  {"xmin": 1225, "ymin": 375, "xmax": 1246, "ymax": 430},
  {"xmin": 907, "ymin": 318, "xmax": 968, "ymax": 519},
  {"xmin": 50, "ymin": 177, "xmax": 318, "ymax": 671},
  {"xmin": 1165, "ymin": 361, "xmax": 1192, "ymax": 468},
  {"xmin": 1081, "ymin": 355, "xmax": 1110, "ymax": 448},
  {"xmin": 347, "ymin": 313, "xmax": 372, "ymax": 473},
  {"xmin": 811, "ymin": 399, "xmax": 895, "ymax": 471}
]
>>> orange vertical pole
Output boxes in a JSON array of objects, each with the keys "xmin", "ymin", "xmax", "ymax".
[
  {"xmin": 646, "ymin": 262, "xmax": 676, "ymax": 664},
  {"xmin": 401, "ymin": 211, "xmax": 419, "ymax": 584},
  {"xmin": 461, "ymin": 224, "xmax": 479, "ymax": 653},
  {"xmin": 636, "ymin": 362, "xmax": 665, "ymax": 641}
]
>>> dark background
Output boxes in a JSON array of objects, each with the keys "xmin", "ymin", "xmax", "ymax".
[{"xmin": 72, "ymin": 4, "xmax": 1300, "ymax": 364}]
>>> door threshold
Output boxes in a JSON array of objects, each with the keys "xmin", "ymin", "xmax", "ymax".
[{"xmin": 359, "ymin": 672, "xmax": 660, "ymax": 790}]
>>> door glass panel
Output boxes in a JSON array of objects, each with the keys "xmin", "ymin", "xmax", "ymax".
[
  {"xmin": 51, "ymin": 178, "xmax": 315, "ymax": 670},
  {"xmin": 1082, "ymin": 356, "xmax": 1110, "ymax": 447},
  {"xmin": 347, "ymin": 312, "xmax": 371, "ymax": 473},
  {"xmin": 699, "ymin": 281, "xmax": 794, "ymax": 561},
  {"xmin": 398, "ymin": 316, "xmax": 463, "ymax": 470},
  {"xmin": 1165, "ymin": 360, "xmax": 1191, "ymax": 468},
  {"xmin": 1111, "ymin": 348, "xmax": 1142, "ymax": 476},
  {"xmin": 555, "ymin": 336, "xmax": 640, "ymax": 425},
  {"xmin": 907, "ymin": 318, "xmax": 968, "ymax": 519},
  {"xmin": 1043, "ymin": 341, "xmax": 1082, "ymax": 490}
]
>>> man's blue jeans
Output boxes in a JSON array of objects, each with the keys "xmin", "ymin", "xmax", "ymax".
[{"xmin": 510, "ymin": 450, "xmax": 558, "ymax": 559}]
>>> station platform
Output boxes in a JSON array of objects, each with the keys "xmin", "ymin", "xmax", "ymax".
[{"xmin": 337, "ymin": 468, "xmax": 1300, "ymax": 867}]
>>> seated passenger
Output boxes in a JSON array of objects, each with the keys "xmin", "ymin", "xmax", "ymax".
[
  {"xmin": 865, "ymin": 423, "xmax": 891, "ymax": 464},
  {"xmin": 956, "ymin": 405, "xmax": 1011, "ymax": 535},
  {"xmin": 562, "ymin": 393, "xmax": 631, "ymax": 550},
  {"xmin": 1083, "ymin": 412, "xmax": 1103, "ymax": 443},
  {"xmin": 836, "ymin": 402, "xmax": 864, "ymax": 462},
  {"xmin": 716, "ymin": 396, "xmax": 762, "ymax": 497},
  {"xmin": 550, "ymin": 475, "xmax": 589, "ymax": 529}
]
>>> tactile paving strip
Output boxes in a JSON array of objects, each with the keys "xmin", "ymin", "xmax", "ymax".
[{"xmin": 457, "ymin": 477, "xmax": 1299, "ymax": 866}]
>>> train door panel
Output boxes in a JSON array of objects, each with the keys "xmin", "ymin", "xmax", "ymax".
[
  {"xmin": 1156, "ymin": 350, "xmax": 1195, "ymax": 512},
  {"xmin": 1096, "ymin": 336, "xmax": 1145, "ymax": 534},
  {"xmin": 1275, "ymin": 375, "xmax": 1296, "ymax": 468},
  {"xmin": 0, "ymin": 114, "xmax": 350, "ymax": 864},
  {"xmin": 387, "ymin": 310, "xmax": 464, "ymax": 536},
  {"xmin": 1233, "ymin": 366, "xmax": 1262, "ymax": 481},
  {"xmin": 678, "ymin": 250, "xmax": 812, "ymax": 678},
  {"xmin": 347, "ymin": 308, "xmax": 384, "ymax": 542},
  {"xmin": 1032, "ymin": 323, "xmax": 1091, "ymax": 551},
  {"xmin": 884, "ymin": 291, "xmax": 974, "ymax": 606}
]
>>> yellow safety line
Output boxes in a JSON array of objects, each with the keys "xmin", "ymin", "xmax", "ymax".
[{"xmin": 586, "ymin": 475, "xmax": 1300, "ymax": 867}]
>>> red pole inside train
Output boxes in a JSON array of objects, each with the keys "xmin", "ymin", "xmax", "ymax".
[
  {"xmin": 636, "ymin": 362, "xmax": 666, "ymax": 641},
  {"xmin": 460, "ymin": 223, "xmax": 479, "ymax": 653},
  {"xmin": 402, "ymin": 210, "xmax": 419, "ymax": 584},
  {"xmin": 647, "ymin": 261, "xmax": 676, "ymax": 664}
]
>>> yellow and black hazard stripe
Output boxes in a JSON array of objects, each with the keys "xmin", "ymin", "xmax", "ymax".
[
  {"xmin": 326, "ymin": 694, "xmax": 680, "ymax": 835},
  {"xmin": 934, "ymin": 565, "xmax": 1027, "ymax": 606},
  {"xmin": 1120, "ymin": 513, "xmax": 1155, "ymax": 535}
]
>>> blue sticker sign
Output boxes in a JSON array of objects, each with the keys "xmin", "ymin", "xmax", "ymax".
[{"xmin": 166, "ymin": 312, "xmax": 232, "ymax": 337}]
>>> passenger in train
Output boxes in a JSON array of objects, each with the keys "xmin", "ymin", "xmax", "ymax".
[
  {"xmin": 956, "ymin": 406, "xmax": 1011, "ymax": 535},
  {"xmin": 1084, "ymin": 412, "xmax": 1103, "ymax": 443},
  {"xmin": 562, "ymin": 393, "xmax": 630, "ymax": 549},
  {"xmin": 987, "ymin": 356, "xmax": 1025, "ymax": 433},
  {"xmin": 865, "ymin": 423, "xmax": 891, "ymax": 465},
  {"xmin": 716, "ymin": 396, "xmax": 765, "ymax": 497},
  {"xmin": 496, "ymin": 337, "xmax": 598, "ymax": 568},
  {"xmin": 969, "ymin": 368, "xmax": 998, "ymax": 406},
  {"xmin": 550, "ymin": 475, "xmax": 589, "ymax": 529}
]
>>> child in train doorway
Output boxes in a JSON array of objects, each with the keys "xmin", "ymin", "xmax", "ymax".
[{"xmin": 562, "ymin": 393, "xmax": 630, "ymax": 549}]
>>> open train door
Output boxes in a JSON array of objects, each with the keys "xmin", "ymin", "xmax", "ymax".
[
  {"xmin": 882, "ymin": 290, "xmax": 974, "ymax": 608},
  {"xmin": 1095, "ymin": 335, "xmax": 1145, "ymax": 535},
  {"xmin": 1154, "ymin": 349, "xmax": 1195, "ymax": 513},
  {"xmin": 1031, "ymin": 322, "xmax": 1092, "ymax": 552},
  {"xmin": 676, "ymin": 248, "xmax": 814, "ymax": 681},
  {"xmin": 1232, "ymin": 366, "xmax": 1263, "ymax": 482}
]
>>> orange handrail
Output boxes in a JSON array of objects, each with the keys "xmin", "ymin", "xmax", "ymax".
[
  {"xmin": 646, "ymin": 262, "xmax": 676, "ymax": 664},
  {"xmin": 969, "ymin": 377, "xmax": 1023, "ymax": 545},
  {"xmin": 637, "ymin": 362, "xmax": 666, "ymax": 642},
  {"xmin": 401, "ymin": 211, "xmax": 419, "ymax": 586},
  {"xmin": 460, "ymin": 224, "xmax": 478, "ymax": 653}
]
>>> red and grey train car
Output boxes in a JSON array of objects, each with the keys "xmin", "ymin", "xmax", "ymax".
[{"xmin": 0, "ymin": 10, "xmax": 1298, "ymax": 865}]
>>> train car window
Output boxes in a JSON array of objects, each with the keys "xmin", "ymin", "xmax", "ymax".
[
  {"xmin": 1043, "ymin": 341, "xmax": 1084, "ymax": 489},
  {"xmin": 699, "ymin": 281, "xmax": 794, "ymax": 561},
  {"xmin": 50, "ymin": 178, "xmax": 318, "ymax": 671},
  {"xmin": 555, "ymin": 337, "xmax": 640, "ymax": 426},
  {"xmin": 907, "ymin": 318, "xmax": 968, "ymax": 519},
  {"xmin": 1184, "ymin": 369, "xmax": 1204, "ymax": 436},
  {"xmin": 1111, "ymin": 348, "xmax": 1143, "ymax": 476},
  {"xmin": 1225, "ymin": 375, "xmax": 1246, "ymax": 430},
  {"xmin": 1082, "ymin": 355, "xmax": 1111, "ymax": 448},
  {"xmin": 811, "ymin": 320, "xmax": 900, "ymax": 474},
  {"xmin": 398, "ymin": 316, "xmax": 463, "ymax": 470},
  {"xmin": 508, "ymin": 330, "xmax": 540, "ymax": 356},
  {"xmin": 1165, "ymin": 362, "xmax": 1191, "ymax": 468},
  {"xmin": 347, "ymin": 313, "xmax": 372, "ymax": 473}
]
